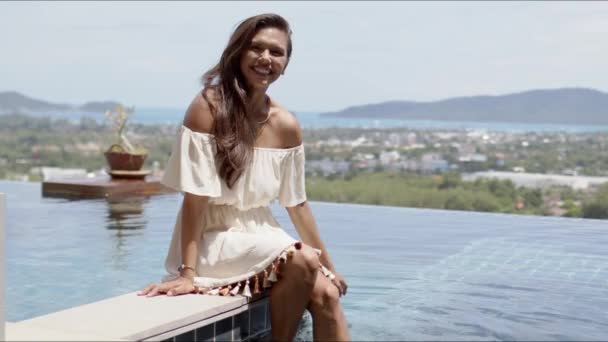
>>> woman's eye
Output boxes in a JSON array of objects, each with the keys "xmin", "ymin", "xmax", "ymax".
[{"xmin": 251, "ymin": 46, "xmax": 263, "ymax": 52}]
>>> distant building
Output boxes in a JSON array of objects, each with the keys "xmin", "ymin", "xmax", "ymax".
[
  {"xmin": 458, "ymin": 154, "xmax": 487, "ymax": 163},
  {"xmin": 399, "ymin": 159, "xmax": 419, "ymax": 172},
  {"xmin": 420, "ymin": 153, "xmax": 449, "ymax": 173},
  {"xmin": 325, "ymin": 138, "xmax": 342, "ymax": 147},
  {"xmin": 406, "ymin": 132, "xmax": 417, "ymax": 145},
  {"xmin": 306, "ymin": 159, "xmax": 350, "ymax": 176},
  {"xmin": 352, "ymin": 153, "xmax": 375, "ymax": 162},
  {"xmin": 75, "ymin": 142, "xmax": 101, "ymax": 155},
  {"xmin": 350, "ymin": 136, "xmax": 374, "ymax": 148},
  {"xmin": 353, "ymin": 158, "xmax": 379, "ymax": 171},
  {"xmin": 512, "ymin": 166, "xmax": 526, "ymax": 173},
  {"xmin": 40, "ymin": 167, "xmax": 88, "ymax": 181},
  {"xmin": 379, "ymin": 151, "xmax": 401, "ymax": 166},
  {"xmin": 31, "ymin": 144, "xmax": 61, "ymax": 153},
  {"xmin": 15, "ymin": 158, "xmax": 32, "ymax": 165},
  {"xmin": 459, "ymin": 144, "xmax": 476, "ymax": 155},
  {"xmin": 462, "ymin": 171, "xmax": 608, "ymax": 190}
]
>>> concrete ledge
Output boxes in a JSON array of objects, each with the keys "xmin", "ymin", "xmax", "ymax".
[
  {"xmin": 6, "ymin": 322, "xmax": 127, "ymax": 341},
  {"xmin": 7, "ymin": 291, "xmax": 268, "ymax": 341}
]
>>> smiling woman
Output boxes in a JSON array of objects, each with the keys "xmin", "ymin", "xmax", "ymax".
[
  {"xmin": 138, "ymin": 13, "xmax": 350, "ymax": 341},
  {"xmin": 199, "ymin": 14, "xmax": 295, "ymax": 188},
  {"xmin": 240, "ymin": 27, "xmax": 289, "ymax": 89}
]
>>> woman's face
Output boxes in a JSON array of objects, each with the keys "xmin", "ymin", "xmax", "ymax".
[{"xmin": 239, "ymin": 27, "xmax": 289, "ymax": 92}]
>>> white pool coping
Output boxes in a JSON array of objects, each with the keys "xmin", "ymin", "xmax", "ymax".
[{"xmin": 6, "ymin": 290, "xmax": 257, "ymax": 341}]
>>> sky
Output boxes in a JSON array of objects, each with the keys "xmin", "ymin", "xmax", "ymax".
[{"xmin": 1, "ymin": 1, "xmax": 608, "ymax": 112}]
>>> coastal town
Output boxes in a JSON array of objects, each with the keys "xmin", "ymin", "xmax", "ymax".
[
  {"xmin": 1, "ymin": 113, "xmax": 607, "ymax": 219},
  {"xmin": 304, "ymin": 126, "xmax": 607, "ymax": 179},
  {"xmin": 303, "ymin": 127, "xmax": 607, "ymax": 217}
]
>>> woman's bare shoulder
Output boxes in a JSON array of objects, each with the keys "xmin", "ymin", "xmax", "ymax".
[
  {"xmin": 272, "ymin": 101, "xmax": 303, "ymax": 148},
  {"xmin": 183, "ymin": 89, "xmax": 216, "ymax": 134}
]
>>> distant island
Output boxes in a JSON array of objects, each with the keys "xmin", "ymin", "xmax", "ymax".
[
  {"xmin": 321, "ymin": 88, "xmax": 608, "ymax": 125},
  {"xmin": 0, "ymin": 91, "xmax": 123, "ymax": 113},
  {"xmin": 4, "ymin": 88, "xmax": 608, "ymax": 125},
  {"xmin": 79, "ymin": 101, "xmax": 123, "ymax": 112}
]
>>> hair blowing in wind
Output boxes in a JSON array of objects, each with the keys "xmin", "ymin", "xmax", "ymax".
[{"xmin": 201, "ymin": 13, "xmax": 293, "ymax": 188}]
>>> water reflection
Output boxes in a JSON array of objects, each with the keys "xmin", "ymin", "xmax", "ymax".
[
  {"xmin": 105, "ymin": 196, "xmax": 149, "ymax": 270},
  {"xmin": 106, "ymin": 196, "xmax": 149, "ymax": 230}
]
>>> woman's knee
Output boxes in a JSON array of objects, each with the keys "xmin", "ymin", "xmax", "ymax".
[
  {"xmin": 310, "ymin": 281, "xmax": 341, "ymax": 313},
  {"xmin": 299, "ymin": 246, "xmax": 320, "ymax": 273},
  {"xmin": 280, "ymin": 244, "xmax": 319, "ymax": 278}
]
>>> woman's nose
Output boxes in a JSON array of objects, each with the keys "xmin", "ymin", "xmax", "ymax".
[{"xmin": 258, "ymin": 49, "xmax": 271, "ymax": 62}]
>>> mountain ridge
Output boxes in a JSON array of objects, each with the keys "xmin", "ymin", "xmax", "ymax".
[
  {"xmin": 3, "ymin": 88, "xmax": 608, "ymax": 125},
  {"xmin": 0, "ymin": 91, "xmax": 123, "ymax": 113},
  {"xmin": 321, "ymin": 87, "xmax": 608, "ymax": 125}
]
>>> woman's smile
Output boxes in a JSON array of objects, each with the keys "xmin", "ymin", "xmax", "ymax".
[{"xmin": 252, "ymin": 65, "xmax": 272, "ymax": 77}]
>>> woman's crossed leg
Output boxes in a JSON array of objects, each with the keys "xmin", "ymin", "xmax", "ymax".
[{"xmin": 269, "ymin": 244, "xmax": 349, "ymax": 341}]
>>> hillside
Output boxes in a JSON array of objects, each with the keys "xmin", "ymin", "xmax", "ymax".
[
  {"xmin": 0, "ymin": 91, "xmax": 71, "ymax": 112},
  {"xmin": 322, "ymin": 88, "xmax": 608, "ymax": 125},
  {"xmin": 0, "ymin": 91, "xmax": 122, "ymax": 113}
]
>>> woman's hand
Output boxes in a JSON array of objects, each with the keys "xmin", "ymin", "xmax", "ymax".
[
  {"xmin": 332, "ymin": 271, "xmax": 348, "ymax": 297},
  {"xmin": 138, "ymin": 276, "xmax": 196, "ymax": 297}
]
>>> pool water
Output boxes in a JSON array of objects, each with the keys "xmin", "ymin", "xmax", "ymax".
[{"xmin": 2, "ymin": 180, "xmax": 608, "ymax": 340}]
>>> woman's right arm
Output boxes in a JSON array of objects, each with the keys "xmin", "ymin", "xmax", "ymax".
[
  {"xmin": 178, "ymin": 192, "xmax": 208, "ymax": 282},
  {"xmin": 138, "ymin": 193, "xmax": 207, "ymax": 297},
  {"xmin": 138, "ymin": 90, "xmax": 216, "ymax": 297}
]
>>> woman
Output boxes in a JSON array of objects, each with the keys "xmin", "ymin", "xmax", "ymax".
[{"xmin": 138, "ymin": 13, "xmax": 349, "ymax": 341}]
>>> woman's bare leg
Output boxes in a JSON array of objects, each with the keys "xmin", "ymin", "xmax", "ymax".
[
  {"xmin": 308, "ymin": 272, "xmax": 350, "ymax": 341},
  {"xmin": 269, "ymin": 245, "xmax": 319, "ymax": 341}
]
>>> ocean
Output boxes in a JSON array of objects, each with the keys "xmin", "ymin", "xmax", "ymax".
[{"xmin": 9, "ymin": 107, "xmax": 608, "ymax": 133}]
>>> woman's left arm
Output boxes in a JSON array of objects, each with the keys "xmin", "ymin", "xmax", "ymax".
[
  {"xmin": 286, "ymin": 202, "xmax": 348, "ymax": 296},
  {"xmin": 279, "ymin": 109, "xmax": 347, "ymax": 295}
]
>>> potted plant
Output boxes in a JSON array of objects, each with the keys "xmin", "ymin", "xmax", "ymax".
[{"xmin": 104, "ymin": 105, "xmax": 148, "ymax": 173}]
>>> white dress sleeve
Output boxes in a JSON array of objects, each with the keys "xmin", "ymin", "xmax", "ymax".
[
  {"xmin": 161, "ymin": 126, "xmax": 222, "ymax": 197},
  {"xmin": 278, "ymin": 145, "xmax": 307, "ymax": 207}
]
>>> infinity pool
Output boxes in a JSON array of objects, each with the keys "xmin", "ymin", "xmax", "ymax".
[{"xmin": 3, "ymin": 180, "xmax": 608, "ymax": 340}]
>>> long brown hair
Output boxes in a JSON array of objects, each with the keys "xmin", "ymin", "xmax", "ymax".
[{"xmin": 201, "ymin": 13, "xmax": 293, "ymax": 188}]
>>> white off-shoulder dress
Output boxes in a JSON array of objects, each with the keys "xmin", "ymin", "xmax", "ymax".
[{"xmin": 160, "ymin": 125, "xmax": 333, "ymax": 297}]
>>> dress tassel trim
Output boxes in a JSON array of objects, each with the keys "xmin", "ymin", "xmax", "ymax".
[
  {"xmin": 242, "ymin": 279, "xmax": 252, "ymax": 298},
  {"xmin": 320, "ymin": 264, "xmax": 336, "ymax": 280},
  {"xmin": 268, "ymin": 264, "xmax": 278, "ymax": 282},
  {"xmin": 207, "ymin": 288, "xmax": 220, "ymax": 296},
  {"xmin": 279, "ymin": 250, "xmax": 288, "ymax": 264},
  {"xmin": 263, "ymin": 270, "xmax": 272, "ymax": 288},
  {"xmin": 230, "ymin": 282, "xmax": 241, "ymax": 296},
  {"xmin": 219, "ymin": 285, "xmax": 231, "ymax": 296},
  {"xmin": 194, "ymin": 241, "xmax": 335, "ymax": 298},
  {"xmin": 253, "ymin": 275, "xmax": 261, "ymax": 294}
]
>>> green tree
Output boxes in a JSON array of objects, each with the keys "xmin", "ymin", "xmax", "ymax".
[
  {"xmin": 445, "ymin": 191, "xmax": 474, "ymax": 210},
  {"xmin": 562, "ymin": 200, "xmax": 582, "ymax": 218},
  {"xmin": 472, "ymin": 193, "xmax": 501, "ymax": 212},
  {"xmin": 439, "ymin": 172, "xmax": 462, "ymax": 189},
  {"xmin": 522, "ymin": 188, "xmax": 543, "ymax": 208},
  {"xmin": 582, "ymin": 183, "xmax": 608, "ymax": 219}
]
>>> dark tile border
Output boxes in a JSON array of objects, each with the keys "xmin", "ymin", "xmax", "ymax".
[{"xmin": 165, "ymin": 298, "xmax": 271, "ymax": 342}]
